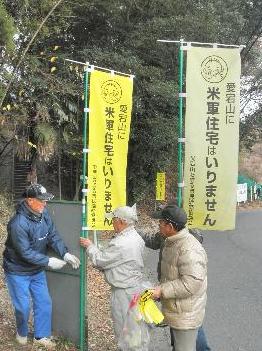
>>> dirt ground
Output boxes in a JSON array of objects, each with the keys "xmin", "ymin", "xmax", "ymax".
[
  {"xmin": 0, "ymin": 261, "xmax": 115, "ymax": 351},
  {"xmin": 0, "ymin": 195, "xmax": 261, "ymax": 350}
]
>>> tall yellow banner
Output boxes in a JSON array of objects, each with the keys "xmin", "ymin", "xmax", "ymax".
[
  {"xmin": 88, "ymin": 70, "xmax": 133, "ymax": 230},
  {"xmin": 183, "ymin": 47, "xmax": 241, "ymax": 230}
]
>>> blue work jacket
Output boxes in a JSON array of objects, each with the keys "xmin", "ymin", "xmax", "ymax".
[{"xmin": 3, "ymin": 201, "xmax": 68, "ymax": 275}]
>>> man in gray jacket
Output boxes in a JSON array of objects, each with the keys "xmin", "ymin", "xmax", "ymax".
[
  {"xmin": 80, "ymin": 204, "xmax": 149, "ymax": 350},
  {"xmin": 151, "ymin": 205, "xmax": 207, "ymax": 351}
]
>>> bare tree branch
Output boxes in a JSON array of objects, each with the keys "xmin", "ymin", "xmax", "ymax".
[{"xmin": 0, "ymin": 136, "xmax": 15, "ymax": 158}]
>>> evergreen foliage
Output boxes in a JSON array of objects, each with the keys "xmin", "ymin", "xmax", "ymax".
[
  {"xmin": 0, "ymin": 0, "xmax": 261, "ymax": 200},
  {"xmin": 0, "ymin": 0, "xmax": 15, "ymax": 53}
]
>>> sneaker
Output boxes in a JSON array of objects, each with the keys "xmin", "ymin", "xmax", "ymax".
[
  {"xmin": 33, "ymin": 337, "xmax": 56, "ymax": 349},
  {"xmin": 16, "ymin": 333, "xmax": 28, "ymax": 345}
]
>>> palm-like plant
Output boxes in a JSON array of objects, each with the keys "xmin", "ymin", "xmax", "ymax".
[{"xmin": 34, "ymin": 123, "xmax": 57, "ymax": 161}]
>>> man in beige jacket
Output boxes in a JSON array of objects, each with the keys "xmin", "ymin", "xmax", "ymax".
[{"xmin": 151, "ymin": 204, "xmax": 207, "ymax": 351}]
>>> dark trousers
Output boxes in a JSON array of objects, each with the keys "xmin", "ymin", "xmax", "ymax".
[{"xmin": 170, "ymin": 326, "xmax": 211, "ymax": 351}]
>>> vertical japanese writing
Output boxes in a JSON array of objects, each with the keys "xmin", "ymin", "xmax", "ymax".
[
  {"xmin": 88, "ymin": 72, "xmax": 133, "ymax": 229},
  {"xmin": 103, "ymin": 106, "xmax": 115, "ymax": 226},
  {"xmin": 187, "ymin": 156, "xmax": 196, "ymax": 226},
  {"xmin": 156, "ymin": 173, "xmax": 166, "ymax": 200},
  {"xmin": 184, "ymin": 49, "xmax": 240, "ymax": 230},
  {"xmin": 203, "ymin": 87, "xmax": 220, "ymax": 226},
  {"xmin": 118, "ymin": 104, "xmax": 128, "ymax": 139},
  {"xmin": 90, "ymin": 165, "xmax": 97, "ymax": 227},
  {"xmin": 225, "ymin": 83, "xmax": 236, "ymax": 124}
]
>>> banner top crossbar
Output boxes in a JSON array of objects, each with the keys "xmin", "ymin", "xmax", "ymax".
[
  {"xmin": 157, "ymin": 39, "xmax": 245, "ymax": 49},
  {"xmin": 64, "ymin": 58, "xmax": 134, "ymax": 78}
]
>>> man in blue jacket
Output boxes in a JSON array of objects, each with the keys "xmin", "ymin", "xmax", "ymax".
[{"xmin": 3, "ymin": 183, "xmax": 80, "ymax": 349}]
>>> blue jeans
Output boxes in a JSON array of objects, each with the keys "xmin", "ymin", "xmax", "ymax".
[
  {"xmin": 5, "ymin": 271, "xmax": 52, "ymax": 338},
  {"xmin": 196, "ymin": 326, "xmax": 211, "ymax": 351}
]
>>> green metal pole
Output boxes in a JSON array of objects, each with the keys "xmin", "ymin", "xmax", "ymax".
[
  {"xmin": 177, "ymin": 39, "xmax": 184, "ymax": 208},
  {"xmin": 80, "ymin": 65, "xmax": 89, "ymax": 351}
]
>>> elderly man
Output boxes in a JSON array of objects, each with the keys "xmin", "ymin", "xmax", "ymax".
[
  {"xmin": 80, "ymin": 204, "xmax": 148, "ymax": 349},
  {"xmin": 140, "ymin": 227, "xmax": 211, "ymax": 351},
  {"xmin": 151, "ymin": 204, "xmax": 207, "ymax": 351},
  {"xmin": 3, "ymin": 184, "xmax": 80, "ymax": 349}
]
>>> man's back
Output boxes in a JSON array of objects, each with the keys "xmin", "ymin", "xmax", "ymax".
[{"xmin": 88, "ymin": 226, "xmax": 145, "ymax": 288}]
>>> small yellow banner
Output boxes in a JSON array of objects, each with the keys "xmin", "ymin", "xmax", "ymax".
[
  {"xmin": 139, "ymin": 290, "xmax": 164, "ymax": 325},
  {"xmin": 88, "ymin": 70, "xmax": 133, "ymax": 230},
  {"xmin": 156, "ymin": 172, "xmax": 166, "ymax": 201},
  {"xmin": 183, "ymin": 47, "xmax": 241, "ymax": 230}
]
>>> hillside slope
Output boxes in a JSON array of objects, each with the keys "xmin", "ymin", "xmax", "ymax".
[{"xmin": 239, "ymin": 143, "xmax": 262, "ymax": 183}]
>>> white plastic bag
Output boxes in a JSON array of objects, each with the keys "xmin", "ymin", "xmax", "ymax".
[{"xmin": 118, "ymin": 293, "xmax": 150, "ymax": 351}]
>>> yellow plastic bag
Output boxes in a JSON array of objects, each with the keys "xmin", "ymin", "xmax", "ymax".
[{"xmin": 139, "ymin": 290, "xmax": 164, "ymax": 325}]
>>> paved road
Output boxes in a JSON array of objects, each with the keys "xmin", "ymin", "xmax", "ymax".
[{"xmin": 144, "ymin": 209, "xmax": 262, "ymax": 351}]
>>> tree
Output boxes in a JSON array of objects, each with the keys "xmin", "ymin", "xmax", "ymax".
[
  {"xmin": 0, "ymin": 0, "xmax": 83, "ymax": 198},
  {"xmin": 0, "ymin": 0, "xmax": 261, "ymax": 200},
  {"xmin": 0, "ymin": 0, "xmax": 15, "ymax": 53}
]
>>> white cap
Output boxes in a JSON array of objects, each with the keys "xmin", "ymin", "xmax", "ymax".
[{"xmin": 105, "ymin": 204, "xmax": 138, "ymax": 224}]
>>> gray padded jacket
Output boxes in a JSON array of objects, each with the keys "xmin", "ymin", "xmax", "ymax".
[{"xmin": 160, "ymin": 228, "xmax": 207, "ymax": 329}]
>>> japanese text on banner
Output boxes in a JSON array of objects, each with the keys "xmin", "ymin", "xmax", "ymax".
[
  {"xmin": 88, "ymin": 70, "xmax": 133, "ymax": 230},
  {"xmin": 156, "ymin": 172, "xmax": 166, "ymax": 201},
  {"xmin": 183, "ymin": 47, "xmax": 241, "ymax": 230}
]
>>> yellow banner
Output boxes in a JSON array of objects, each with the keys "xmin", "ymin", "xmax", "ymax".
[
  {"xmin": 88, "ymin": 70, "xmax": 133, "ymax": 230},
  {"xmin": 156, "ymin": 172, "xmax": 166, "ymax": 201},
  {"xmin": 183, "ymin": 47, "xmax": 241, "ymax": 230}
]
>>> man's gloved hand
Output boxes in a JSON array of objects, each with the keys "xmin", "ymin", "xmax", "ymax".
[
  {"xmin": 63, "ymin": 253, "xmax": 80, "ymax": 269},
  {"xmin": 48, "ymin": 257, "xmax": 67, "ymax": 270}
]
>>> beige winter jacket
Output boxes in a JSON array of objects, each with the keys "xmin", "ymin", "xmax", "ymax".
[{"xmin": 160, "ymin": 228, "xmax": 207, "ymax": 329}]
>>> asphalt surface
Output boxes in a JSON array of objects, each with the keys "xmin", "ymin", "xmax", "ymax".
[{"xmin": 144, "ymin": 209, "xmax": 262, "ymax": 351}]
